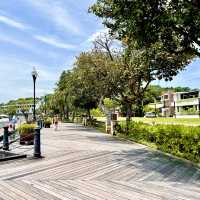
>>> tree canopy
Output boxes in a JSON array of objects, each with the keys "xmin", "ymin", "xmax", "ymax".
[
  {"xmin": 89, "ymin": 0, "xmax": 200, "ymax": 57},
  {"xmin": 38, "ymin": 1, "xmax": 200, "ymax": 121}
]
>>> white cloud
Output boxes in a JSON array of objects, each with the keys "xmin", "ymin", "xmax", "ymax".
[
  {"xmin": 86, "ymin": 29, "xmax": 121, "ymax": 46},
  {"xmin": 194, "ymin": 42, "xmax": 200, "ymax": 52},
  {"xmin": 25, "ymin": 0, "xmax": 82, "ymax": 34},
  {"xmin": 79, "ymin": 29, "xmax": 108, "ymax": 50},
  {"xmin": 80, "ymin": 28, "xmax": 122, "ymax": 52},
  {"xmin": 0, "ymin": 15, "xmax": 29, "ymax": 30},
  {"xmin": 0, "ymin": 33, "xmax": 70, "ymax": 60},
  {"xmin": 87, "ymin": 29, "xmax": 108, "ymax": 43},
  {"xmin": 34, "ymin": 35, "xmax": 76, "ymax": 49}
]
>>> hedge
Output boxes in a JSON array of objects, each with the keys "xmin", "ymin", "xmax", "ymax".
[
  {"xmin": 17, "ymin": 124, "xmax": 36, "ymax": 135},
  {"xmin": 118, "ymin": 122, "xmax": 200, "ymax": 163},
  {"xmin": 44, "ymin": 117, "xmax": 52, "ymax": 126}
]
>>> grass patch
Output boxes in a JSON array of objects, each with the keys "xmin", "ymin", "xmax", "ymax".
[
  {"xmin": 95, "ymin": 117, "xmax": 200, "ymax": 126},
  {"xmin": 92, "ymin": 120, "xmax": 106, "ymax": 133},
  {"xmin": 133, "ymin": 117, "xmax": 200, "ymax": 125}
]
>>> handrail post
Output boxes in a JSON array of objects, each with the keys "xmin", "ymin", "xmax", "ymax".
[
  {"xmin": 34, "ymin": 127, "xmax": 41, "ymax": 158},
  {"xmin": 37, "ymin": 120, "xmax": 41, "ymax": 129},
  {"xmin": 3, "ymin": 126, "xmax": 9, "ymax": 151}
]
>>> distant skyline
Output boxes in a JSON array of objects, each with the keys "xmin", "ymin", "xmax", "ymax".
[{"xmin": 0, "ymin": 0, "xmax": 199, "ymax": 103}]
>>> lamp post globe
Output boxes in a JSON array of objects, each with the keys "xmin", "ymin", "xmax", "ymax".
[
  {"xmin": 32, "ymin": 67, "xmax": 38, "ymax": 79},
  {"xmin": 32, "ymin": 67, "xmax": 38, "ymax": 121}
]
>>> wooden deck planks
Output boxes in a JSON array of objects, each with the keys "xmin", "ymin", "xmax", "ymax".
[{"xmin": 0, "ymin": 123, "xmax": 199, "ymax": 199}]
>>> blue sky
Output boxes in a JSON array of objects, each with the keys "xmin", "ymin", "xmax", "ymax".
[{"xmin": 0, "ymin": 0, "xmax": 199, "ymax": 103}]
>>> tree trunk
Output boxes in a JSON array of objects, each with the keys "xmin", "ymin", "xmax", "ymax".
[
  {"xmin": 87, "ymin": 109, "xmax": 91, "ymax": 120},
  {"xmin": 72, "ymin": 112, "xmax": 75, "ymax": 122},
  {"xmin": 62, "ymin": 105, "xmax": 65, "ymax": 121},
  {"xmin": 64, "ymin": 105, "xmax": 69, "ymax": 120},
  {"xmin": 135, "ymin": 98, "xmax": 144, "ymax": 117},
  {"xmin": 125, "ymin": 103, "xmax": 132, "ymax": 135},
  {"xmin": 66, "ymin": 107, "xmax": 69, "ymax": 120}
]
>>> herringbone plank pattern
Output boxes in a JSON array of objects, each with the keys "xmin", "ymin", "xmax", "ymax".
[{"xmin": 0, "ymin": 123, "xmax": 199, "ymax": 199}]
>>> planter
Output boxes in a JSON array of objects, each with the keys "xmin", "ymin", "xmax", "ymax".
[
  {"xmin": 44, "ymin": 118, "xmax": 52, "ymax": 128},
  {"xmin": 17, "ymin": 124, "xmax": 36, "ymax": 145},
  {"xmin": 20, "ymin": 133, "xmax": 34, "ymax": 145}
]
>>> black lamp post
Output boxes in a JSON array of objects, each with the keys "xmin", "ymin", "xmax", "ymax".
[
  {"xmin": 32, "ymin": 67, "xmax": 38, "ymax": 121},
  {"xmin": 198, "ymin": 97, "xmax": 200, "ymax": 118},
  {"xmin": 44, "ymin": 95, "xmax": 47, "ymax": 115}
]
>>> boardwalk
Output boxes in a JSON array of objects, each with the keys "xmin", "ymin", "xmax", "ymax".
[{"xmin": 0, "ymin": 123, "xmax": 200, "ymax": 200}]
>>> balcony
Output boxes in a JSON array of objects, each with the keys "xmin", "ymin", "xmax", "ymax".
[{"xmin": 175, "ymin": 98, "xmax": 199, "ymax": 106}]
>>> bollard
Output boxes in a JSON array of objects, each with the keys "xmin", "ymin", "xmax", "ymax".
[
  {"xmin": 37, "ymin": 120, "xmax": 43, "ymax": 129},
  {"xmin": 37, "ymin": 120, "xmax": 41, "ymax": 129},
  {"xmin": 41, "ymin": 120, "xmax": 44, "ymax": 128},
  {"xmin": 3, "ymin": 126, "xmax": 9, "ymax": 151},
  {"xmin": 34, "ymin": 127, "xmax": 41, "ymax": 158}
]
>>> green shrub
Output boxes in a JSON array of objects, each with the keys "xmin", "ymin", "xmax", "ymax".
[
  {"xmin": 119, "ymin": 122, "xmax": 200, "ymax": 163},
  {"xmin": 17, "ymin": 124, "xmax": 36, "ymax": 135},
  {"xmin": 44, "ymin": 117, "xmax": 52, "ymax": 125},
  {"xmin": 94, "ymin": 121, "xmax": 106, "ymax": 133},
  {"xmin": 180, "ymin": 107, "xmax": 198, "ymax": 115},
  {"xmin": 91, "ymin": 108, "xmax": 105, "ymax": 117},
  {"xmin": 63, "ymin": 118, "xmax": 72, "ymax": 123}
]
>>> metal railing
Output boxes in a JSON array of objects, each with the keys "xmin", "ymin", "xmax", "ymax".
[{"xmin": 0, "ymin": 120, "xmax": 42, "ymax": 158}]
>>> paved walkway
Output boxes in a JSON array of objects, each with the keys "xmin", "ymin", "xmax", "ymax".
[{"xmin": 0, "ymin": 123, "xmax": 199, "ymax": 199}]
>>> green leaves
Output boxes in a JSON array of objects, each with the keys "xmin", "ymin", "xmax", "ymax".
[
  {"xmin": 120, "ymin": 122, "xmax": 200, "ymax": 163},
  {"xmin": 90, "ymin": 0, "xmax": 199, "ymax": 73},
  {"xmin": 17, "ymin": 124, "xmax": 36, "ymax": 135},
  {"xmin": 53, "ymin": 0, "xmax": 199, "ymax": 118}
]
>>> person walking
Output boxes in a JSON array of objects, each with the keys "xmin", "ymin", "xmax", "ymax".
[{"xmin": 53, "ymin": 115, "xmax": 59, "ymax": 131}]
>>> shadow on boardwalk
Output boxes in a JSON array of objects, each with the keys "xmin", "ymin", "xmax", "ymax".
[{"xmin": 0, "ymin": 123, "xmax": 199, "ymax": 200}]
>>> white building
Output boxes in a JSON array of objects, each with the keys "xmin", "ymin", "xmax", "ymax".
[
  {"xmin": 149, "ymin": 91, "xmax": 200, "ymax": 118},
  {"xmin": 174, "ymin": 91, "xmax": 200, "ymax": 118}
]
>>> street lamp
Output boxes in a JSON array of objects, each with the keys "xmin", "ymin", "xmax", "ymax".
[
  {"xmin": 44, "ymin": 95, "xmax": 47, "ymax": 115},
  {"xmin": 198, "ymin": 97, "xmax": 200, "ymax": 118},
  {"xmin": 32, "ymin": 67, "xmax": 38, "ymax": 121}
]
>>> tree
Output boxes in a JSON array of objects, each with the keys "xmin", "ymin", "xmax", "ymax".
[
  {"xmin": 0, "ymin": 104, "xmax": 6, "ymax": 115},
  {"xmin": 71, "ymin": 54, "xmax": 101, "ymax": 117},
  {"xmin": 17, "ymin": 98, "xmax": 31, "ymax": 122},
  {"xmin": 52, "ymin": 46, "xmax": 122, "ymax": 119},
  {"xmin": 5, "ymin": 105, "xmax": 18, "ymax": 117},
  {"xmin": 56, "ymin": 71, "xmax": 74, "ymax": 120},
  {"xmin": 38, "ymin": 94, "xmax": 53, "ymax": 116},
  {"xmin": 89, "ymin": 0, "xmax": 196, "ymax": 118},
  {"xmin": 89, "ymin": 0, "xmax": 200, "ymax": 57},
  {"xmin": 103, "ymin": 98, "xmax": 119, "ymax": 112}
]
